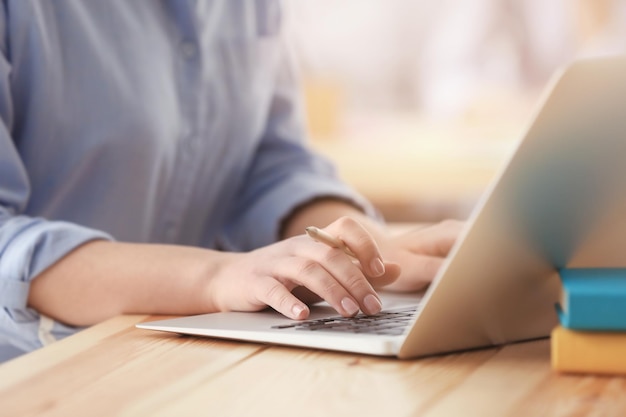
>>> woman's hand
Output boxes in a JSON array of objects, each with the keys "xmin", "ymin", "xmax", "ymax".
[
  {"xmin": 377, "ymin": 220, "xmax": 465, "ymax": 292},
  {"xmin": 207, "ymin": 217, "xmax": 400, "ymax": 320}
]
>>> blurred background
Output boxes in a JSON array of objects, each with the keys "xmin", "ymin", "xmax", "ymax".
[{"xmin": 286, "ymin": 0, "xmax": 626, "ymax": 222}]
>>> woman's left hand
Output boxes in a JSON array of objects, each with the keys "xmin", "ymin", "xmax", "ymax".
[{"xmin": 376, "ymin": 220, "xmax": 464, "ymax": 292}]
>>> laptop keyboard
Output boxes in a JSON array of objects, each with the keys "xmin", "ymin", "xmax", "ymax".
[{"xmin": 271, "ymin": 306, "xmax": 418, "ymax": 336}]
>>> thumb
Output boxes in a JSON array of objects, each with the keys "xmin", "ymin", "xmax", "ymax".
[{"xmin": 368, "ymin": 261, "xmax": 401, "ymax": 289}]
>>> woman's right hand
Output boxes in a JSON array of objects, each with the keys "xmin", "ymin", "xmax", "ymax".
[{"xmin": 207, "ymin": 217, "xmax": 400, "ymax": 320}]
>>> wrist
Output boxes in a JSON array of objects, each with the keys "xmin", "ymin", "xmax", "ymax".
[{"xmin": 198, "ymin": 251, "xmax": 244, "ymax": 313}]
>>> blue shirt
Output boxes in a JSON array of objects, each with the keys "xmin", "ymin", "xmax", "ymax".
[{"xmin": 0, "ymin": 1, "xmax": 373, "ymax": 360}]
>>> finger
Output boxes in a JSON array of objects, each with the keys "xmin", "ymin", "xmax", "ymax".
[
  {"xmin": 274, "ymin": 255, "xmax": 380, "ymax": 317},
  {"xmin": 393, "ymin": 254, "xmax": 445, "ymax": 292},
  {"xmin": 399, "ymin": 220, "xmax": 464, "ymax": 256},
  {"xmin": 324, "ymin": 217, "xmax": 386, "ymax": 278},
  {"xmin": 254, "ymin": 276, "xmax": 310, "ymax": 320},
  {"xmin": 369, "ymin": 261, "xmax": 401, "ymax": 289},
  {"xmin": 301, "ymin": 222, "xmax": 392, "ymax": 312},
  {"xmin": 302, "ymin": 242, "xmax": 386, "ymax": 315}
]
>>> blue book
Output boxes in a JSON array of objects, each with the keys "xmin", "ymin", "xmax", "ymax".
[{"xmin": 557, "ymin": 268, "xmax": 626, "ymax": 331}]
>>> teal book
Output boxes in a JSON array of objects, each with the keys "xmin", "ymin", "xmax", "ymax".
[{"xmin": 557, "ymin": 268, "xmax": 626, "ymax": 331}]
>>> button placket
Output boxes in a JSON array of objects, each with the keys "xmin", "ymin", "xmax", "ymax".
[
  {"xmin": 180, "ymin": 40, "xmax": 198, "ymax": 60},
  {"xmin": 182, "ymin": 132, "xmax": 200, "ymax": 155},
  {"xmin": 158, "ymin": 44, "xmax": 202, "ymax": 242}
]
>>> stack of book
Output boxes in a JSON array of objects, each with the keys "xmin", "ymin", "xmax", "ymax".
[{"xmin": 551, "ymin": 268, "xmax": 626, "ymax": 375}]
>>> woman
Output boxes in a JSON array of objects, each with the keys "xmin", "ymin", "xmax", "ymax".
[{"xmin": 0, "ymin": 1, "xmax": 461, "ymax": 360}]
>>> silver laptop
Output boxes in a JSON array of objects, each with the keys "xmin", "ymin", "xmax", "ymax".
[{"xmin": 138, "ymin": 56, "xmax": 626, "ymax": 359}]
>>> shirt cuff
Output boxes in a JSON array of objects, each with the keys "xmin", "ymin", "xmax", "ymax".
[
  {"xmin": 0, "ymin": 217, "xmax": 113, "ymax": 309},
  {"xmin": 0, "ymin": 218, "xmax": 110, "ymax": 356},
  {"xmin": 0, "ymin": 308, "xmax": 83, "ymax": 357}
]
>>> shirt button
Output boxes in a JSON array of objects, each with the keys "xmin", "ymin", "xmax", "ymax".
[
  {"xmin": 181, "ymin": 132, "xmax": 199, "ymax": 154},
  {"xmin": 186, "ymin": 137, "xmax": 200, "ymax": 152},
  {"xmin": 181, "ymin": 41, "xmax": 198, "ymax": 59},
  {"xmin": 164, "ymin": 223, "xmax": 178, "ymax": 240}
]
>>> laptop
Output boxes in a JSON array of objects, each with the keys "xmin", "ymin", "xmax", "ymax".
[{"xmin": 137, "ymin": 56, "xmax": 626, "ymax": 359}]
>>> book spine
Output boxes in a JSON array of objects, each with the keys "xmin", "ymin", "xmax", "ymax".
[
  {"xmin": 558, "ymin": 268, "xmax": 626, "ymax": 330},
  {"xmin": 551, "ymin": 326, "xmax": 626, "ymax": 375},
  {"xmin": 562, "ymin": 291, "xmax": 626, "ymax": 330}
]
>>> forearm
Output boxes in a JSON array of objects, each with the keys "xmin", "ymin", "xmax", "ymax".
[
  {"xmin": 27, "ymin": 200, "xmax": 392, "ymax": 328},
  {"xmin": 27, "ymin": 240, "xmax": 231, "ymax": 327}
]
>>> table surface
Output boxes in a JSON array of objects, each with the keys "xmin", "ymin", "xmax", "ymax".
[{"xmin": 1, "ymin": 314, "xmax": 625, "ymax": 417}]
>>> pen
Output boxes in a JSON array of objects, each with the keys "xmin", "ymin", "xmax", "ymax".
[{"xmin": 305, "ymin": 226, "xmax": 357, "ymax": 258}]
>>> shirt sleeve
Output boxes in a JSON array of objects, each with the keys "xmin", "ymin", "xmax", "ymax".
[
  {"xmin": 0, "ymin": 13, "xmax": 113, "ymax": 355},
  {"xmin": 218, "ymin": 33, "xmax": 379, "ymax": 251}
]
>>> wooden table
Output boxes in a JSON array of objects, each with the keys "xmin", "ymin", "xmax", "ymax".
[{"xmin": 1, "ymin": 315, "xmax": 625, "ymax": 417}]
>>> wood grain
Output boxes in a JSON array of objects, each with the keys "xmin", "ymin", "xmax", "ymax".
[{"xmin": 1, "ymin": 315, "xmax": 625, "ymax": 417}]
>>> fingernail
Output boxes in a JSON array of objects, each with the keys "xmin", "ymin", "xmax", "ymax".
[
  {"xmin": 370, "ymin": 258, "xmax": 385, "ymax": 277},
  {"xmin": 292, "ymin": 304, "xmax": 307, "ymax": 319},
  {"xmin": 341, "ymin": 297, "xmax": 360, "ymax": 316},
  {"xmin": 363, "ymin": 294, "xmax": 382, "ymax": 315}
]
